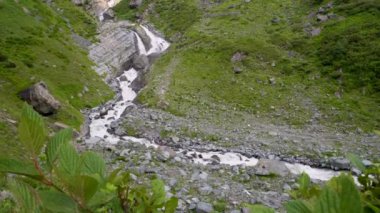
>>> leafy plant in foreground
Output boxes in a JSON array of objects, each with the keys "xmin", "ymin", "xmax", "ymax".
[
  {"xmin": 0, "ymin": 104, "xmax": 177, "ymax": 212},
  {"xmin": 347, "ymin": 154, "xmax": 380, "ymax": 213}
]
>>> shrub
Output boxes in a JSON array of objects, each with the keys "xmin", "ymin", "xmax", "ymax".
[{"xmin": 0, "ymin": 104, "xmax": 177, "ymax": 212}]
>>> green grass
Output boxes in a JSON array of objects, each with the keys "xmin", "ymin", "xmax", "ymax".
[
  {"xmin": 129, "ymin": 0, "xmax": 380, "ymax": 131},
  {"xmin": 0, "ymin": 0, "xmax": 113, "ymax": 144}
]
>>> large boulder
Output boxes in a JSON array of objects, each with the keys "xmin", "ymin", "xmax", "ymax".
[
  {"xmin": 132, "ymin": 54, "xmax": 149, "ymax": 70},
  {"xmin": 252, "ymin": 159, "xmax": 290, "ymax": 177},
  {"xmin": 20, "ymin": 81, "xmax": 61, "ymax": 115}
]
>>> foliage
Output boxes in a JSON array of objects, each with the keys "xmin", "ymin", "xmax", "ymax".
[
  {"xmin": 0, "ymin": 104, "xmax": 177, "ymax": 212},
  {"xmin": 287, "ymin": 174, "xmax": 362, "ymax": 213},
  {"xmin": 287, "ymin": 156, "xmax": 380, "ymax": 213},
  {"xmin": 289, "ymin": 173, "xmax": 321, "ymax": 199},
  {"xmin": 244, "ymin": 204, "xmax": 275, "ymax": 213},
  {"xmin": 348, "ymin": 154, "xmax": 380, "ymax": 213},
  {"xmin": 0, "ymin": 0, "xmax": 113, "ymax": 146}
]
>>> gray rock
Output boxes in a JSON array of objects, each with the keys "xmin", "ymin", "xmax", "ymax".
[
  {"xmin": 191, "ymin": 171, "xmax": 208, "ymax": 181},
  {"xmin": 362, "ymin": 160, "xmax": 373, "ymax": 167},
  {"xmin": 129, "ymin": 0, "xmax": 143, "ymax": 8},
  {"xmin": 317, "ymin": 14, "xmax": 329, "ymax": 22},
  {"xmin": 196, "ymin": 202, "xmax": 214, "ymax": 213},
  {"xmin": 132, "ymin": 54, "xmax": 149, "ymax": 70},
  {"xmin": 103, "ymin": 9, "xmax": 115, "ymax": 20},
  {"xmin": 119, "ymin": 75, "xmax": 128, "ymax": 81},
  {"xmin": 310, "ymin": 27, "xmax": 321, "ymax": 37},
  {"xmin": 71, "ymin": 0, "xmax": 85, "ymax": 5},
  {"xmin": 271, "ymin": 17, "xmax": 281, "ymax": 24},
  {"xmin": 231, "ymin": 52, "xmax": 246, "ymax": 63},
  {"xmin": 330, "ymin": 158, "xmax": 350, "ymax": 170},
  {"xmin": 157, "ymin": 146, "xmax": 176, "ymax": 161},
  {"xmin": 253, "ymin": 159, "xmax": 290, "ymax": 177},
  {"xmin": 19, "ymin": 81, "xmax": 61, "ymax": 115},
  {"xmin": 241, "ymin": 208, "xmax": 251, "ymax": 213},
  {"xmin": 198, "ymin": 185, "xmax": 212, "ymax": 195},
  {"xmin": 233, "ymin": 66, "xmax": 243, "ymax": 74}
]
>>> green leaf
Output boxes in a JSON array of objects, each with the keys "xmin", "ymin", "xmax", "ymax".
[
  {"xmin": 336, "ymin": 175, "xmax": 362, "ymax": 213},
  {"xmin": 18, "ymin": 104, "xmax": 47, "ymax": 157},
  {"xmin": 0, "ymin": 157, "xmax": 39, "ymax": 176},
  {"xmin": 347, "ymin": 153, "xmax": 366, "ymax": 172},
  {"xmin": 298, "ymin": 172, "xmax": 311, "ymax": 197},
  {"xmin": 68, "ymin": 175, "xmax": 99, "ymax": 203},
  {"xmin": 38, "ymin": 189, "xmax": 78, "ymax": 213},
  {"xmin": 286, "ymin": 201, "xmax": 312, "ymax": 213},
  {"xmin": 165, "ymin": 197, "xmax": 178, "ymax": 213},
  {"xmin": 314, "ymin": 187, "xmax": 340, "ymax": 213},
  {"xmin": 151, "ymin": 179, "xmax": 166, "ymax": 207},
  {"xmin": 81, "ymin": 151, "xmax": 106, "ymax": 178},
  {"xmin": 9, "ymin": 179, "xmax": 40, "ymax": 213},
  {"xmin": 245, "ymin": 204, "xmax": 275, "ymax": 213},
  {"xmin": 57, "ymin": 142, "xmax": 82, "ymax": 176},
  {"xmin": 46, "ymin": 128, "xmax": 73, "ymax": 170}
]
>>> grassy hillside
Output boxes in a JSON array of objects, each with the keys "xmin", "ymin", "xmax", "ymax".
[
  {"xmin": 0, "ymin": 0, "xmax": 113, "ymax": 144},
  {"xmin": 115, "ymin": 0, "xmax": 379, "ymax": 131}
]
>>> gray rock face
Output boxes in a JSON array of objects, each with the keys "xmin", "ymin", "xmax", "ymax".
[
  {"xmin": 196, "ymin": 202, "xmax": 213, "ymax": 213},
  {"xmin": 20, "ymin": 81, "xmax": 61, "ymax": 115},
  {"xmin": 134, "ymin": 25, "xmax": 152, "ymax": 51},
  {"xmin": 89, "ymin": 21, "xmax": 137, "ymax": 79}
]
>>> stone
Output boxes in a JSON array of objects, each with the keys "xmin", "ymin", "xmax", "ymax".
[
  {"xmin": 19, "ymin": 81, "xmax": 61, "ymax": 115},
  {"xmin": 171, "ymin": 136, "xmax": 180, "ymax": 143},
  {"xmin": 362, "ymin": 160, "xmax": 373, "ymax": 167},
  {"xmin": 72, "ymin": 0, "xmax": 85, "ymax": 5},
  {"xmin": 129, "ymin": 0, "xmax": 143, "ymax": 9},
  {"xmin": 103, "ymin": 9, "xmax": 115, "ymax": 20},
  {"xmin": 330, "ymin": 158, "xmax": 350, "ymax": 170},
  {"xmin": 191, "ymin": 171, "xmax": 208, "ymax": 181},
  {"xmin": 231, "ymin": 52, "xmax": 246, "ymax": 63},
  {"xmin": 196, "ymin": 202, "xmax": 213, "ymax": 213},
  {"xmin": 132, "ymin": 54, "xmax": 149, "ymax": 70},
  {"xmin": 253, "ymin": 159, "xmax": 290, "ymax": 177},
  {"xmin": 317, "ymin": 14, "xmax": 329, "ymax": 22},
  {"xmin": 310, "ymin": 27, "xmax": 321, "ymax": 37},
  {"xmin": 269, "ymin": 77, "xmax": 276, "ymax": 85},
  {"xmin": 271, "ymin": 17, "xmax": 281, "ymax": 24},
  {"xmin": 119, "ymin": 75, "xmax": 128, "ymax": 81},
  {"xmin": 268, "ymin": 131, "xmax": 278, "ymax": 136},
  {"xmin": 241, "ymin": 207, "xmax": 251, "ymax": 213},
  {"xmin": 157, "ymin": 146, "xmax": 176, "ymax": 161},
  {"xmin": 233, "ymin": 66, "xmax": 243, "ymax": 74}
]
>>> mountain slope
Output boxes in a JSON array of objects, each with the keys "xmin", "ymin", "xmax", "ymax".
[
  {"xmin": 0, "ymin": 0, "xmax": 113, "ymax": 145},
  {"xmin": 115, "ymin": 0, "xmax": 379, "ymax": 131}
]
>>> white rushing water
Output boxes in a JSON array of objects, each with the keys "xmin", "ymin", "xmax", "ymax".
[{"xmin": 88, "ymin": 25, "xmax": 341, "ymax": 181}]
